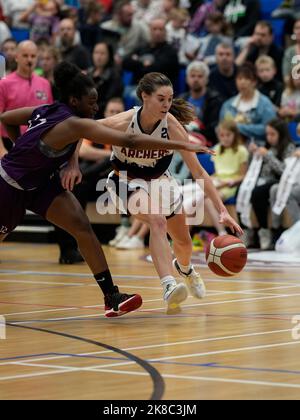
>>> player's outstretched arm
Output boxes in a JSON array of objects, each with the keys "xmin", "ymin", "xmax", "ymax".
[
  {"xmin": 73, "ymin": 118, "xmax": 215, "ymax": 154},
  {"xmin": 0, "ymin": 107, "xmax": 37, "ymax": 127}
]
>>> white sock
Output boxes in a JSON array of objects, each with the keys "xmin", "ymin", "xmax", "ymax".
[
  {"xmin": 161, "ymin": 275, "xmax": 176, "ymax": 289},
  {"xmin": 177, "ymin": 261, "xmax": 192, "ymax": 274}
]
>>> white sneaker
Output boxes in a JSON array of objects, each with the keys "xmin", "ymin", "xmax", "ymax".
[
  {"xmin": 163, "ymin": 282, "xmax": 188, "ymax": 315},
  {"xmin": 173, "ymin": 259, "xmax": 206, "ymax": 299},
  {"xmin": 116, "ymin": 235, "xmax": 145, "ymax": 249},
  {"xmin": 109, "ymin": 226, "xmax": 130, "ymax": 247},
  {"xmin": 115, "ymin": 235, "xmax": 130, "ymax": 248},
  {"xmin": 258, "ymin": 228, "xmax": 272, "ymax": 250}
]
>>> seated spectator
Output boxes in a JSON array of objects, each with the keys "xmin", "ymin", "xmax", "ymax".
[
  {"xmin": 205, "ymin": 120, "xmax": 249, "ymax": 236},
  {"xmin": 282, "ymin": 18, "xmax": 300, "ymax": 83},
  {"xmin": 56, "ymin": 18, "xmax": 91, "ymax": 71},
  {"xmin": 39, "ymin": 46, "xmax": 61, "ymax": 100},
  {"xmin": 181, "ymin": 60, "xmax": 223, "ymax": 145},
  {"xmin": 79, "ymin": 1, "xmax": 105, "ymax": 53},
  {"xmin": 270, "ymin": 148, "xmax": 300, "ymax": 243},
  {"xmin": 208, "ymin": 42, "xmax": 238, "ymax": 102},
  {"xmin": 0, "ymin": 38, "xmax": 17, "ymax": 74},
  {"xmin": 278, "ymin": 70, "xmax": 300, "ymax": 122},
  {"xmin": 220, "ymin": 63, "xmax": 276, "ymax": 145},
  {"xmin": 188, "ymin": 0, "xmax": 225, "ymax": 36},
  {"xmin": 87, "ymin": 42, "xmax": 124, "ymax": 118},
  {"xmin": 194, "ymin": 11, "xmax": 232, "ymax": 68},
  {"xmin": 255, "ymin": 56, "xmax": 283, "ymax": 108},
  {"xmin": 104, "ymin": 97, "xmax": 126, "ymax": 118},
  {"xmin": 1, "ymin": 0, "xmax": 34, "ymax": 29},
  {"xmin": 122, "ymin": 18, "xmax": 179, "ymax": 87},
  {"xmin": 132, "ymin": 0, "xmax": 163, "ymax": 24},
  {"xmin": 180, "ymin": 61, "xmax": 209, "ymax": 121},
  {"xmin": 240, "ymin": 119, "xmax": 295, "ymax": 250},
  {"xmin": 19, "ymin": 0, "xmax": 60, "ymax": 44},
  {"xmin": 236, "ymin": 21, "xmax": 283, "ymax": 80},
  {"xmin": 162, "ymin": 0, "xmax": 180, "ymax": 21},
  {"xmin": 166, "ymin": 8, "xmax": 200, "ymax": 66},
  {"xmin": 101, "ymin": 0, "xmax": 149, "ymax": 60},
  {"xmin": 223, "ymin": 0, "xmax": 261, "ymax": 41}
]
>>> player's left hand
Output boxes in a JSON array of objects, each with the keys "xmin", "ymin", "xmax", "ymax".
[
  {"xmin": 60, "ymin": 165, "xmax": 82, "ymax": 191},
  {"xmin": 219, "ymin": 210, "xmax": 243, "ymax": 236},
  {"xmin": 185, "ymin": 143, "xmax": 216, "ymax": 155}
]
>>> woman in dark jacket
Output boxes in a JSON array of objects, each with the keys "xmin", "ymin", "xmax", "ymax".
[{"xmin": 87, "ymin": 41, "xmax": 124, "ymax": 118}]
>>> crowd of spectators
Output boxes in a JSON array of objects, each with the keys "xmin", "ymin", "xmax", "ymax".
[{"xmin": 1, "ymin": 0, "xmax": 300, "ymax": 254}]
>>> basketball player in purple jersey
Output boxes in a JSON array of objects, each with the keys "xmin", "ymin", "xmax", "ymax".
[{"xmin": 0, "ymin": 62, "xmax": 210, "ymax": 317}]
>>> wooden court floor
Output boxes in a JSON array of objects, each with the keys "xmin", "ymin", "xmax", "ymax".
[{"xmin": 1, "ymin": 242, "xmax": 300, "ymax": 400}]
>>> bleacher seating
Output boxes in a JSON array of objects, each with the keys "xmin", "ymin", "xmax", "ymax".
[
  {"xmin": 197, "ymin": 152, "xmax": 215, "ymax": 175},
  {"xmin": 11, "ymin": 28, "xmax": 30, "ymax": 42},
  {"xmin": 288, "ymin": 122, "xmax": 300, "ymax": 145},
  {"xmin": 260, "ymin": 0, "xmax": 283, "ymax": 19}
]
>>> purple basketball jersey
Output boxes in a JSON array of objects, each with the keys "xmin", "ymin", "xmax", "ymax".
[{"xmin": 1, "ymin": 102, "xmax": 78, "ymax": 190}]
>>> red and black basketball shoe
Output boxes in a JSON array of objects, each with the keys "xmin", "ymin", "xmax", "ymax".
[{"xmin": 104, "ymin": 286, "xmax": 142, "ymax": 318}]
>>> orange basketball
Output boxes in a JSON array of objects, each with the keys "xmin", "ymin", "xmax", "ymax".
[{"xmin": 205, "ymin": 235, "xmax": 247, "ymax": 277}]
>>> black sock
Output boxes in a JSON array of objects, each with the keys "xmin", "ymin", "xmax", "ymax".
[{"xmin": 94, "ymin": 270, "xmax": 115, "ymax": 295}]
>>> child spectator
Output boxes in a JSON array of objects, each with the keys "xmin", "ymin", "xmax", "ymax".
[
  {"xmin": 205, "ymin": 120, "xmax": 249, "ymax": 236},
  {"xmin": 278, "ymin": 71, "xmax": 300, "ymax": 122},
  {"xmin": 19, "ymin": 0, "xmax": 60, "ymax": 44},
  {"xmin": 166, "ymin": 8, "xmax": 199, "ymax": 66},
  {"xmin": 255, "ymin": 55, "xmax": 283, "ymax": 108}
]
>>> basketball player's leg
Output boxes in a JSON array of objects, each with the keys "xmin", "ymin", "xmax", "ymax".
[
  {"xmin": 129, "ymin": 188, "xmax": 174, "ymax": 277},
  {"xmin": 32, "ymin": 190, "xmax": 142, "ymax": 317},
  {"xmin": 167, "ymin": 212, "xmax": 192, "ymax": 265},
  {"xmin": 0, "ymin": 177, "xmax": 26, "ymax": 246},
  {"xmin": 128, "ymin": 189, "xmax": 188, "ymax": 312},
  {"xmin": 0, "ymin": 234, "xmax": 8, "ymax": 263},
  {"xmin": 135, "ymin": 211, "xmax": 174, "ymax": 277},
  {"xmin": 46, "ymin": 191, "xmax": 108, "ymax": 273},
  {"xmin": 167, "ymin": 212, "xmax": 206, "ymax": 299}
]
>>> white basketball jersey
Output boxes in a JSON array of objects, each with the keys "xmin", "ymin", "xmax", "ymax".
[{"xmin": 111, "ymin": 107, "xmax": 173, "ymax": 179}]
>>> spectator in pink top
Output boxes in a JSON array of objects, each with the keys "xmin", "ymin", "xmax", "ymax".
[{"xmin": 0, "ymin": 40, "xmax": 53, "ymax": 158}]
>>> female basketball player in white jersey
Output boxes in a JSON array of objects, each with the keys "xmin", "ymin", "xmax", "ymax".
[{"xmin": 97, "ymin": 73, "xmax": 243, "ymax": 314}]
